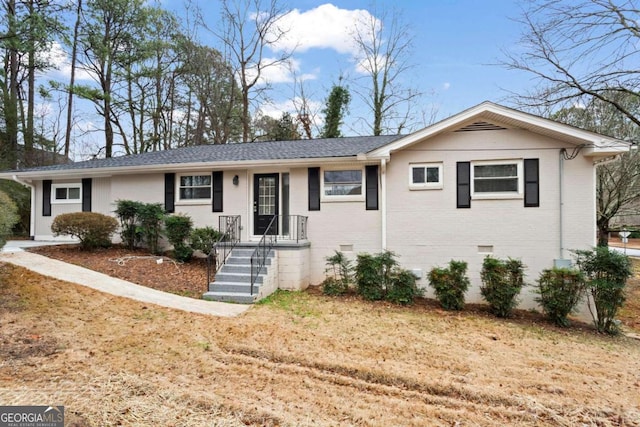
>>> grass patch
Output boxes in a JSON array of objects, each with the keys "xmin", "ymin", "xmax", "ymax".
[{"xmin": 255, "ymin": 289, "xmax": 320, "ymax": 318}]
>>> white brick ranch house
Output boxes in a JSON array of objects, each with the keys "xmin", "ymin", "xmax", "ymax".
[{"xmin": 0, "ymin": 102, "xmax": 627, "ymax": 306}]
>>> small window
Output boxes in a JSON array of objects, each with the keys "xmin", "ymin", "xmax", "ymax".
[
  {"xmin": 51, "ymin": 184, "xmax": 81, "ymax": 204},
  {"xmin": 323, "ymin": 169, "xmax": 362, "ymax": 197},
  {"xmin": 472, "ymin": 160, "xmax": 523, "ymax": 198},
  {"xmin": 410, "ymin": 163, "xmax": 443, "ymax": 190},
  {"xmin": 179, "ymin": 174, "xmax": 211, "ymax": 200}
]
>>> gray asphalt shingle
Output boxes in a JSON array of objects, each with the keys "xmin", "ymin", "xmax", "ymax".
[{"xmin": 13, "ymin": 135, "xmax": 403, "ymax": 172}]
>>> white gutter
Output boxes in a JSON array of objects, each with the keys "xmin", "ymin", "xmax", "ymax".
[
  {"xmin": 12, "ymin": 175, "xmax": 35, "ymax": 239},
  {"xmin": 0, "ymin": 156, "xmax": 369, "ymax": 181},
  {"xmin": 559, "ymin": 150, "xmax": 564, "ymax": 259},
  {"xmin": 381, "ymin": 158, "xmax": 387, "ymax": 250}
]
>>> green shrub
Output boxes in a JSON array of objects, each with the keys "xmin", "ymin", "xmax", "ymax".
[
  {"xmin": 480, "ymin": 257, "xmax": 526, "ymax": 318},
  {"xmin": 354, "ymin": 251, "xmax": 401, "ymax": 301},
  {"xmin": 428, "ymin": 260, "xmax": 470, "ymax": 310},
  {"xmin": 165, "ymin": 214, "xmax": 193, "ymax": 245},
  {"xmin": 114, "ymin": 200, "xmax": 143, "ymax": 249},
  {"xmin": 137, "ymin": 203, "xmax": 165, "ymax": 255},
  {"xmin": 322, "ymin": 276, "xmax": 346, "ymax": 296},
  {"xmin": 190, "ymin": 226, "xmax": 223, "ymax": 255},
  {"xmin": 534, "ymin": 268, "xmax": 585, "ymax": 327},
  {"xmin": 386, "ymin": 269, "xmax": 421, "ymax": 305},
  {"xmin": 322, "ymin": 251, "xmax": 353, "ymax": 296},
  {"xmin": 355, "ymin": 252, "xmax": 391, "ymax": 301},
  {"xmin": 51, "ymin": 212, "xmax": 118, "ymax": 250},
  {"xmin": 165, "ymin": 214, "xmax": 194, "ymax": 262},
  {"xmin": 574, "ymin": 247, "xmax": 632, "ymax": 334},
  {"xmin": 0, "ymin": 180, "xmax": 30, "ymax": 236},
  {"xmin": 0, "ymin": 191, "xmax": 19, "ymax": 249}
]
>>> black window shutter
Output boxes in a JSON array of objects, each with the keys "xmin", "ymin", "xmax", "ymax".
[
  {"xmin": 365, "ymin": 165, "xmax": 379, "ymax": 210},
  {"xmin": 456, "ymin": 162, "xmax": 471, "ymax": 208},
  {"xmin": 308, "ymin": 167, "xmax": 320, "ymax": 211},
  {"xmin": 43, "ymin": 180, "xmax": 52, "ymax": 217},
  {"xmin": 164, "ymin": 173, "xmax": 175, "ymax": 213},
  {"xmin": 212, "ymin": 171, "xmax": 223, "ymax": 212},
  {"xmin": 524, "ymin": 158, "xmax": 540, "ymax": 207},
  {"xmin": 82, "ymin": 178, "xmax": 92, "ymax": 212}
]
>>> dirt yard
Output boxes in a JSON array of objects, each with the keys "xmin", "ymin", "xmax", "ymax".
[{"xmin": 0, "ymin": 258, "xmax": 639, "ymax": 426}]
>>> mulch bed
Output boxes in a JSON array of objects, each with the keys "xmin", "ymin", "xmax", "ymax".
[{"xmin": 28, "ymin": 244, "xmax": 209, "ymax": 298}]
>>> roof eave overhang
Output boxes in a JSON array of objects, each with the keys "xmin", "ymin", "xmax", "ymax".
[
  {"xmin": 367, "ymin": 101, "xmax": 629, "ymax": 158},
  {"xmin": 0, "ymin": 155, "xmax": 378, "ymax": 181}
]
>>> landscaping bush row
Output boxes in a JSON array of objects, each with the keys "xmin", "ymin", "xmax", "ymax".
[
  {"xmin": 323, "ymin": 248, "xmax": 632, "ymax": 335},
  {"xmin": 51, "ymin": 200, "xmax": 223, "ymax": 262},
  {"xmin": 322, "ymin": 250, "xmax": 422, "ymax": 305}
]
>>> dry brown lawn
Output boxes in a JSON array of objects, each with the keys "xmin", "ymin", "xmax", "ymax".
[{"xmin": 0, "ymin": 262, "xmax": 639, "ymax": 426}]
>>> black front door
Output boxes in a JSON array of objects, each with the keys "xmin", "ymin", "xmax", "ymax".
[{"xmin": 253, "ymin": 173, "xmax": 279, "ymax": 235}]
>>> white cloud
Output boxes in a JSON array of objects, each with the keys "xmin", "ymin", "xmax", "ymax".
[
  {"xmin": 39, "ymin": 41, "xmax": 93, "ymax": 82},
  {"xmin": 246, "ymin": 57, "xmax": 318, "ymax": 86},
  {"xmin": 258, "ymin": 97, "xmax": 323, "ymax": 126},
  {"xmin": 271, "ymin": 3, "xmax": 378, "ymax": 55},
  {"xmin": 442, "ymin": 82, "xmax": 451, "ymax": 91}
]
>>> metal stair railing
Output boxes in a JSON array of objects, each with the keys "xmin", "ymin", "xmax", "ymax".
[
  {"xmin": 250, "ymin": 215, "xmax": 278, "ymax": 296},
  {"xmin": 206, "ymin": 215, "xmax": 241, "ymax": 286}
]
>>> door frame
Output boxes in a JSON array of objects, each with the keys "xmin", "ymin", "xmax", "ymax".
[{"xmin": 253, "ymin": 173, "xmax": 280, "ymax": 236}]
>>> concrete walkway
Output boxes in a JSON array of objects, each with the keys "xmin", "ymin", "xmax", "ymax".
[{"xmin": 0, "ymin": 242, "xmax": 250, "ymax": 317}]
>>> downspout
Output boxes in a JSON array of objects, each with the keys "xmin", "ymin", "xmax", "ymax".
[
  {"xmin": 558, "ymin": 150, "xmax": 564, "ymax": 259},
  {"xmin": 12, "ymin": 175, "xmax": 35, "ymax": 240},
  {"xmin": 381, "ymin": 158, "xmax": 387, "ymax": 250}
]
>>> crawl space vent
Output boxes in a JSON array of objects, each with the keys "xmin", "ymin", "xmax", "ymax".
[{"xmin": 454, "ymin": 121, "xmax": 507, "ymax": 132}]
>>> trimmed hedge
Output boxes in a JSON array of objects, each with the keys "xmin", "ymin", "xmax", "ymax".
[
  {"xmin": 51, "ymin": 212, "xmax": 118, "ymax": 250},
  {"xmin": 535, "ymin": 268, "xmax": 585, "ymax": 327}
]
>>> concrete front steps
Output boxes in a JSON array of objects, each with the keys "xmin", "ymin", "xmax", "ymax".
[{"xmin": 202, "ymin": 247, "xmax": 274, "ymax": 304}]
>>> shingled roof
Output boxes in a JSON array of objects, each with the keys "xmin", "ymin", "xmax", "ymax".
[{"xmin": 10, "ymin": 135, "xmax": 403, "ymax": 173}]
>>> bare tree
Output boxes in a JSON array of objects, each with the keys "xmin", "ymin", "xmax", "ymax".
[
  {"xmin": 202, "ymin": 0, "xmax": 294, "ymax": 142},
  {"xmin": 503, "ymin": 0, "xmax": 640, "ymax": 126},
  {"xmin": 351, "ymin": 4, "xmax": 420, "ymax": 136},
  {"xmin": 551, "ymin": 92, "xmax": 640, "ymax": 246}
]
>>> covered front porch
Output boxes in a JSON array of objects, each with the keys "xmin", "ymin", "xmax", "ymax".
[{"xmin": 203, "ymin": 214, "xmax": 311, "ymax": 304}]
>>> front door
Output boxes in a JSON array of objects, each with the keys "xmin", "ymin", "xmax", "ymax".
[{"xmin": 253, "ymin": 173, "xmax": 279, "ymax": 235}]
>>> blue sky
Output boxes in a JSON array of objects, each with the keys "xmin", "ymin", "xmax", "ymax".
[{"xmin": 178, "ymin": 0, "xmax": 533, "ymax": 134}]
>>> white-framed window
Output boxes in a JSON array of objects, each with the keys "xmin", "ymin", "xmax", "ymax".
[
  {"xmin": 409, "ymin": 163, "xmax": 443, "ymax": 190},
  {"xmin": 471, "ymin": 159, "xmax": 523, "ymax": 199},
  {"xmin": 178, "ymin": 174, "xmax": 211, "ymax": 201},
  {"xmin": 51, "ymin": 183, "xmax": 81, "ymax": 204},
  {"xmin": 322, "ymin": 168, "xmax": 363, "ymax": 200}
]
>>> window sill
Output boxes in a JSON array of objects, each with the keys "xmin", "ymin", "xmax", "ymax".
[
  {"xmin": 472, "ymin": 193, "xmax": 523, "ymax": 200},
  {"xmin": 409, "ymin": 185, "xmax": 443, "ymax": 191},
  {"xmin": 175, "ymin": 200, "xmax": 212, "ymax": 206},
  {"xmin": 51, "ymin": 200, "xmax": 81, "ymax": 205},
  {"xmin": 321, "ymin": 195, "xmax": 365, "ymax": 203}
]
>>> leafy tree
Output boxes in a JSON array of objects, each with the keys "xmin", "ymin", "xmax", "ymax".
[
  {"xmin": 272, "ymin": 112, "xmax": 300, "ymax": 141},
  {"xmin": 321, "ymin": 82, "xmax": 350, "ymax": 138},
  {"xmin": 78, "ymin": 0, "xmax": 151, "ymax": 158},
  {"xmin": 178, "ymin": 39, "xmax": 243, "ymax": 145}
]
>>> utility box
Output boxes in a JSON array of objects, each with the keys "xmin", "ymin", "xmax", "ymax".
[{"xmin": 554, "ymin": 259, "xmax": 572, "ymax": 268}]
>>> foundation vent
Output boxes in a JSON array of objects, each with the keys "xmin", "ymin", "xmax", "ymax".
[{"xmin": 455, "ymin": 121, "xmax": 507, "ymax": 132}]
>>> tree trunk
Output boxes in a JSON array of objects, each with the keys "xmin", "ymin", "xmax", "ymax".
[
  {"xmin": 597, "ymin": 218, "xmax": 610, "ymax": 247},
  {"xmin": 64, "ymin": 0, "xmax": 82, "ymax": 159}
]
